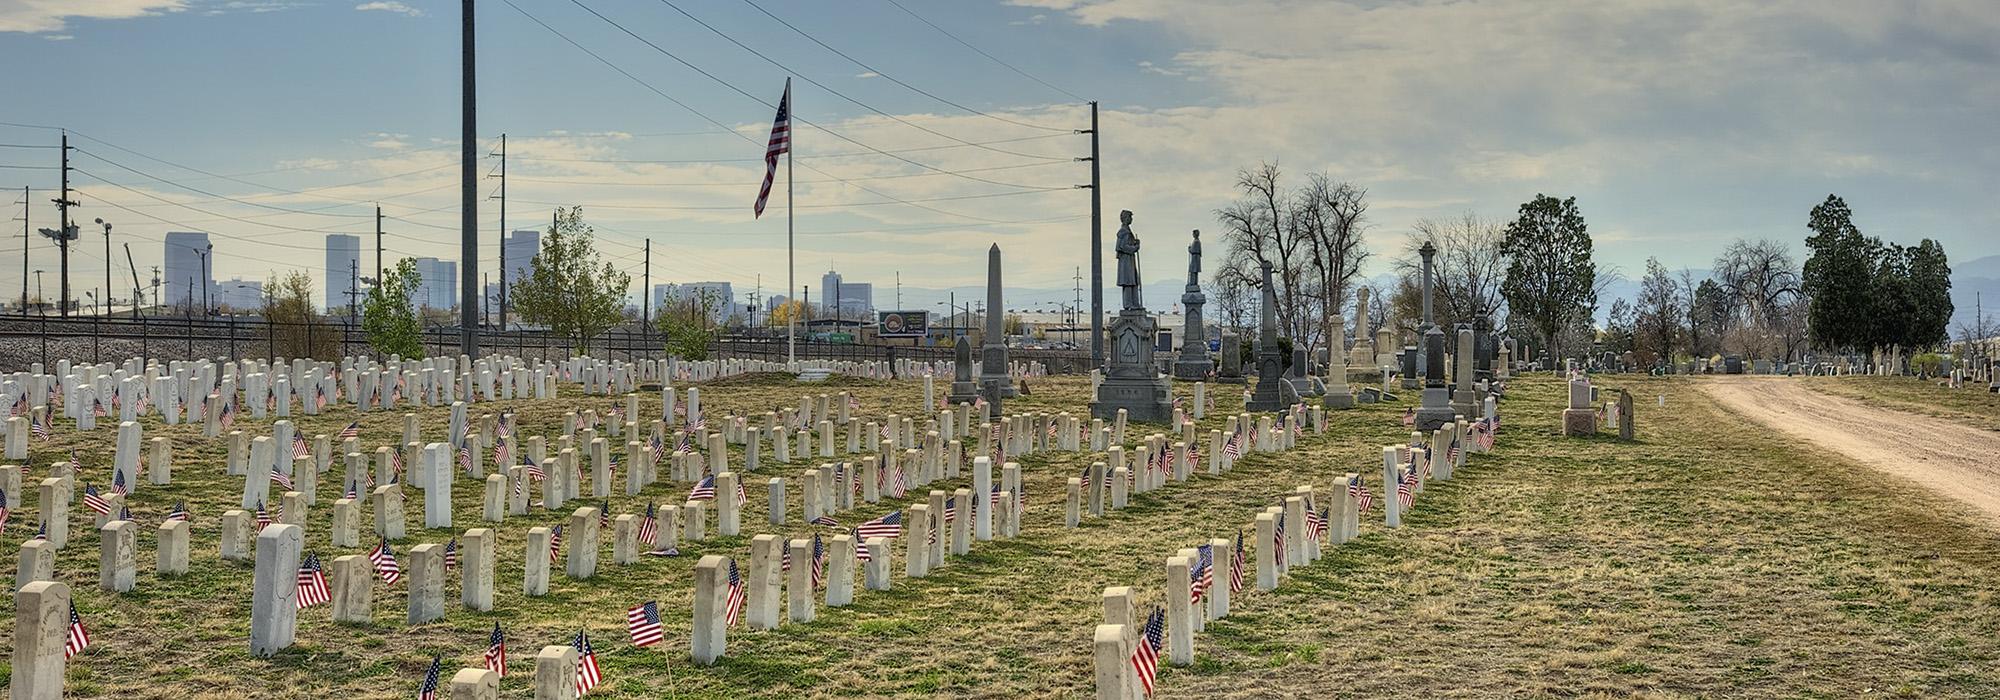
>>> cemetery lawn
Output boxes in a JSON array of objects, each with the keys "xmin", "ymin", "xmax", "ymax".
[
  {"xmin": 1803, "ymin": 375, "xmax": 2000, "ymax": 433},
  {"xmin": 6, "ymin": 372, "xmax": 2000, "ymax": 698}
]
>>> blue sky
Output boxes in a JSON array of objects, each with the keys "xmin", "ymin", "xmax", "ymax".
[{"xmin": 3, "ymin": 0, "xmax": 1996, "ymax": 318}]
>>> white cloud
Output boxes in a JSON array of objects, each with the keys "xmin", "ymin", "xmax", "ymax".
[
  {"xmin": 354, "ymin": 1, "xmax": 421, "ymax": 17},
  {"xmin": 0, "ymin": 0, "xmax": 187, "ymax": 34},
  {"xmin": 854, "ymin": 71, "xmax": 880, "ymax": 79},
  {"xmin": 42, "ymin": 33, "xmax": 73, "ymax": 40}
]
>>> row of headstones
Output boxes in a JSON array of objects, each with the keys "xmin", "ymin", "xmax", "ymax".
[
  {"xmin": 1061, "ymin": 408, "xmax": 1320, "ymax": 530},
  {"xmin": 1090, "ymin": 404, "xmax": 1499, "ymax": 697}
]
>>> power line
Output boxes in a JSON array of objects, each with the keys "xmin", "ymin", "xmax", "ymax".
[
  {"xmin": 881, "ymin": 0, "xmax": 1085, "ymax": 102},
  {"xmin": 507, "ymin": 160, "xmax": 1071, "ymax": 187},
  {"xmin": 512, "ymin": 187, "xmax": 1070, "ymax": 211},
  {"xmin": 74, "ymin": 149, "xmax": 377, "ymax": 219},
  {"xmin": 739, "ymin": 0, "xmax": 1072, "ymax": 133},
  {"xmin": 566, "ymin": 0, "xmax": 1058, "ymax": 189},
  {"xmin": 651, "ymin": 0, "xmax": 1073, "ymax": 161},
  {"xmin": 507, "ymin": 133, "xmax": 1072, "ymax": 164},
  {"xmin": 500, "ymin": 0, "xmax": 1073, "ymax": 224}
]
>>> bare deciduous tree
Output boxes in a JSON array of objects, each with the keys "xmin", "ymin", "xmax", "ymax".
[
  {"xmin": 1298, "ymin": 174, "xmax": 1370, "ymax": 359},
  {"xmin": 1398, "ymin": 212, "xmax": 1507, "ymax": 330},
  {"xmin": 1215, "ymin": 163, "xmax": 1311, "ymax": 345}
]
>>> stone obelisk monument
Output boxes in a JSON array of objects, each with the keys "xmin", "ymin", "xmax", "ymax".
[
  {"xmin": 1245, "ymin": 260, "xmax": 1290, "ymax": 412},
  {"xmin": 1414, "ymin": 241, "xmax": 1456, "ymax": 431},
  {"xmin": 979, "ymin": 244, "xmax": 1015, "ymax": 401},
  {"xmin": 1091, "ymin": 210, "xmax": 1174, "ymax": 422},
  {"xmin": 1173, "ymin": 230, "xmax": 1211, "ymax": 380}
]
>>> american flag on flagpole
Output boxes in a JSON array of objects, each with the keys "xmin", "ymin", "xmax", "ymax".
[
  {"xmin": 626, "ymin": 601, "xmax": 665, "ymax": 647},
  {"xmin": 725, "ymin": 559, "xmax": 748, "ymax": 626},
  {"xmin": 639, "ymin": 503, "xmax": 660, "ymax": 546},
  {"xmin": 574, "ymin": 631, "xmax": 602, "ymax": 695},
  {"xmin": 1230, "ymin": 530, "xmax": 1247, "ymax": 594},
  {"xmin": 369, "ymin": 538, "xmax": 402, "ymax": 585},
  {"xmin": 1190, "ymin": 544, "xmax": 1213, "ymax": 603},
  {"xmin": 1129, "ymin": 607, "xmax": 1165, "ymax": 696},
  {"xmin": 296, "ymin": 553, "xmax": 330, "ymax": 609},
  {"xmin": 485, "ymin": 623, "xmax": 507, "ymax": 676},
  {"xmin": 65, "ymin": 601, "xmax": 91, "ymax": 658},
  {"xmin": 82, "ymin": 484, "xmax": 112, "ymax": 515}
]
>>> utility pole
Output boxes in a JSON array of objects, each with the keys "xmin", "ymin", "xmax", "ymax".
[
  {"xmin": 149, "ymin": 265, "xmax": 160, "ymax": 310},
  {"xmin": 32, "ymin": 270, "xmax": 44, "ymax": 311},
  {"xmin": 1082, "ymin": 102, "xmax": 1102, "ymax": 367},
  {"xmin": 13, "ymin": 186, "xmax": 25, "ymax": 311},
  {"xmin": 493, "ymin": 133, "xmax": 507, "ymax": 329},
  {"xmin": 642, "ymin": 238, "xmax": 651, "ymax": 342},
  {"xmin": 349, "ymin": 259, "xmax": 360, "ymax": 318},
  {"xmin": 895, "ymin": 271, "xmax": 902, "ymax": 310},
  {"xmin": 458, "ymin": 0, "xmax": 479, "ymax": 357},
  {"xmin": 52, "ymin": 131, "xmax": 78, "ymax": 317},
  {"xmin": 96, "ymin": 218, "xmax": 111, "ymax": 315},
  {"xmin": 375, "ymin": 205, "xmax": 384, "ymax": 284}
]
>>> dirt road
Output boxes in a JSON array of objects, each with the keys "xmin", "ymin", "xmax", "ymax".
[{"xmin": 1703, "ymin": 375, "xmax": 2000, "ymax": 524}]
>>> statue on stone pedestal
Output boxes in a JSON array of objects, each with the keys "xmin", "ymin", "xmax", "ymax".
[
  {"xmin": 1186, "ymin": 229, "xmax": 1201, "ymax": 282},
  {"xmin": 1116, "ymin": 210, "xmax": 1142, "ymax": 311}
]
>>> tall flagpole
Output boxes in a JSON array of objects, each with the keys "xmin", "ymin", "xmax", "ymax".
[{"xmin": 786, "ymin": 77, "xmax": 796, "ymax": 368}]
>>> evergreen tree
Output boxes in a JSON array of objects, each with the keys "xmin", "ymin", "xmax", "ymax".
[
  {"xmin": 1801, "ymin": 195, "xmax": 1874, "ymax": 350},
  {"xmin": 1905, "ymin": 239, "xmax": 1953, "ymax": 347},
  {"xmin": 1500, "ymin": 194, "xmax": 1597, "ymax": 359}
]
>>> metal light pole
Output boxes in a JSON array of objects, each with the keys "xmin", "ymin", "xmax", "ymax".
[
  {"xmin": 458, "ymin": 0, "xmax": 480, "ymax": 357},
  {"xmin": 95, "ymin": 218, "xmax": 111, "ymax": 315}
]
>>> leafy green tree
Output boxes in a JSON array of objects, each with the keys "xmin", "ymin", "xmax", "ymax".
[
  {"xmin": 361, "ymin": 257, "xmax": 424, "ymax": 358},
  {"xmin": 511, "ymin": 207, "xmax": 632, "ymax": 354},
  {"xmin": 656, "ymin": 286, "xmax": 722, "ymax": 361},
  {"xmin": 1802, "ymin": 195, "xmax": 1875, "ymax": 351},
  {"xmin": 1499, "ymin": 194, "xmax": 1597, "ymax": 359}
]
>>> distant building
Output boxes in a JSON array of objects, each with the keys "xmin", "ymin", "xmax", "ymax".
[
  {"xmin": 818, "ymin": 270, "xmax": 874, "ymax": 320},
  {"xmin": 325, "ymin": 234, "xmax": 361, "ymax": 312},
  {"xmin": 409, "ymin": 257, "xmax": 458, "ymax": 311},
  {"xmin": 216, "ymin": 278, "xmax": 264, "ymax": 311},
  {"xmin": 163, "ymin": 232, "xmax": 212, "ymax": 310},
  {"xmin": 658, "ymin": 282, "xmax": 738, "ymax": 323},
  {"xmin": 501, "ymin": 229, "xmax": 539, "ymax": 289}
]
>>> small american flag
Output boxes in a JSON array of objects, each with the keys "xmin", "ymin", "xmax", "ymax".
[
  {"xmin": 391, "ymin": 449, "xmax": 406, "ymax": 476},
  {"xmin": 851, "ymin": 527, "xmax": 873, "ymax": 562},
  {"xmin": 443, "ymin": 538, "xmax": 459, "ymax": 570},
  {"xmin": 219, "ymin": 401, "xmax": 235, "ymax": 429},
  {"xmin": 494, "ymin": 440, "xmax": 511, "ymax": 470},
  {"xmin": 68, "ymin": 450, "xmax": 83, "ymax": 473},
  {"xmin": 1400, "ymin": 407, "xmax": 1415, "ymax": 427},
  {"xmin": 296, "ymin": 553, "xmax": 330, "ymax": 609},
  {"xmin": 111, "ymin": 469, "xmax": 129, "ymax": 496},
  {"xmin": 269, "ymin": 467, "xmax": 293, "ymax": 490},
  {"xmin": 1224, "ymin": 532, "xmax": 1240, "ymax": 592},
  {"xmin": 811, "ymin": 515, "xmax": 838, "ymax": 527},
  {"xmin": 1351, "ymin": 477, "xmax": 1373, "ymax": 512},
  {"xmin": 1306, "ymin": 506, "xmax": 1328, "ymax": 542},
  {"xmin": 338, "ymin": 420, "xmax": 360, "ymax": 440},
  {"xmin": 0, "ymin": 488, "xmax": 9, "ymax": 535},
  {"xmin": 1223, "ymin": 433, "xmax": 1243, "ymax": 459},
  {"xmin": 458, "ymin": 444, "xmax": 473, "ymax": 472},
  {"xmin": 31, "ymin": 410, "xmax": 51, "ymax": 440},
  {"xmin": 626, "ymin": 601, "xmax": 665, "ymax": 647},
  {"xmin": 484, "ymin": 622, "xmax": 507, "ymax": 676},
  {"xmin": 65, "ymin": 601, "xmax": 90, "ymax": 658},
  {"xmin": 688, "ymin": 415, "xmax": 707, "ymax": 431},
  {"xmin": 1397, "ymin": 468, "xmax": 1415, "ymax": 510},
  {"xmin": 725, "ymin": 559, "xmax": 747, "ymax": 626},
  {"xmin": 1129, "ymin": 606, "xmax": 1165, "ymax": 696},
  {"xmin": 1273, "ymin": 510, "xmax": 1287, "ymax": 569},
  {"xmin": 810, "ymin": 533, "xmax": 827, "ymax": 588},
  {"xmin": 549, "ymin": 525, "xmax": 564, "ymax": 564},
  {"xmin": 573, "ymin": 631, "xmax": 602, "ymax": 695},
  {"xmin": 648, "ymin": 435, "xmax": 665, "ymax": 466},
  {"xmin": 418, "ymin": 654, "xmax": 441, "ymax": 700},
  {"xmin": 521, "ymin": 458, "xmax": 547, "ymax": 482},
  {"xmin": 292, "ymin": 433, "xmax": 311, "ymax": 459},
  {"xmin": 856, "ymin": 510, "xmax": 903, "ymax": 540},
  {"xmin": 1190, "ymin": 544, "xmax": 1213, "ymax": 603},
  {"xmin": 82, "ymin": 484, "xmax": 112, "ymax": 515},
  {"xmin": 688, "ymin": 475, "xmax": 717, "ymax": 501},
  {"xmin": 639, "ymin": 503, "xmax": 660, "ymax": 546},
  {"xmin": 369, "ymin": 538, "xmax": 402, "ymax": 585},
  {"xmin": 166, "ymin": 501, "xmax": 191, "ymax": 522}
]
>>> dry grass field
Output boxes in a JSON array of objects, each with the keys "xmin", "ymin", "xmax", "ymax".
[
  {"xmin": 1804, "ymin": 375, "xmax": 2000, "ymax": 433},
  {"xmin": 3, "ymin": 370, "xmax": 1998, "ymax": 698}
]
